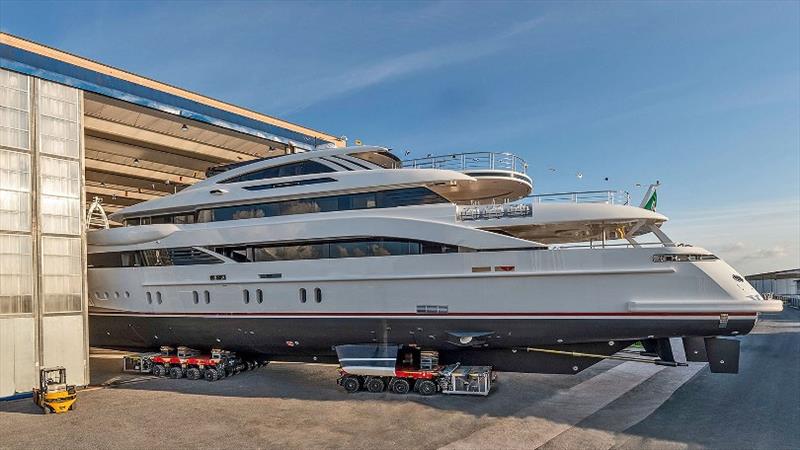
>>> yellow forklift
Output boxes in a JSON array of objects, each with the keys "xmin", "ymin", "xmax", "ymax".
[{"xmin": 32, "ymin": 367, "xmax": 77, "ymax": 414}]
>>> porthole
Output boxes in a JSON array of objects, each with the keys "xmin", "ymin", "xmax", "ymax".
[
  {"xmin": 314, "ymin": 288, "xmax": 322, "ymax": 303},
  {"xmin": 192, "ymin": 291, "xmax": 199, "ymax": 304},
  {"xmin": 204, "ymin": 290, "xmax": 211, "ymax": 304},
  {"xmin": 156, "ymin": 291, "xmax": 163, "ymax": 304},
  {"xmin": 256, "ymin": 289, "xmax": 263, "ymax": 304},
  {"xmin": 243, "ymin": 289, "xmax": 250, "ymax": 304},
  {"xmin": 104, "ymin": 291, "xmax": 110, "ymax": 299},
  {"xmin": 299, "ymin": 288, "xmax": 307, "ymax": 303},
  {"xmin": 146, "ymin": 292, "xmax": 152, "ymax": 304},
  {"xmin": 95, "ymin": 291, "xmax": 101, "ymax": 299},
  {"xmin": 124, "ymin": 291, "xmax": 130, "ymax": 298},
  {"xmin": 114, "ymin": 291, "xmax": 120, "ymax": 299}
]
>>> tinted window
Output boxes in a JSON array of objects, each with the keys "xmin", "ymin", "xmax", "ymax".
[
  {"xmin": 222, "ymin": 161, "xmax": 335, "ymax": 183},
  {"xmin": 196, "ymin": 187, "xmax": 446, "ymax": 224},
  {"xmin": 88, "ymin": 248, "xmax": 223, "ymax": 268},
  {"xmin": 240, "ymin": 238, "xmax": 458, "ymax": 263},
  {"xmin": 127, "ymin": 188, "xmax": 448, "ymax": 227}
]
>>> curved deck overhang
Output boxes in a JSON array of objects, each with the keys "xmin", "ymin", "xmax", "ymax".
[
  {"xmin": 474, "ymin": 203, "xmax": 668, "ymax": 245},
  {"xmin": 89, "ymin": 214, "xmax": 542, "ymax": 252},
  {"xmin": 432, "ymin": 170, "xmax": 532, "ymax": 204}
]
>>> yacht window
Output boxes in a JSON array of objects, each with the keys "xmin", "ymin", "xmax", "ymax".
[
  {"xmin": 242, "ymin": 238, "xmax": 457, "ymax": 263},
  {"xmin": 243, "ymin": 289, "xmax": 250, "ymax": 304},
  {"xmin": 87, "ymin": 252, "xmax": 122, "ymax": 268},
  {"xmin": 348, "ymin": 151, "xmax": 401, "ymax": 169},
  {"xmin": 197, "ymin": 187, "xmax": 446, "ymax": 224},
  {"xmin": 149, "ymin": 215, "xmax": 172, "ymax": 225},
  {"xmin": 299, "ymin": 288, "xmax": 307, "ymax": 303},
  {"xmin": 243, "ymin": 177, "xmax": 336, "ymax": 191},
  {"xmin": 256, "ymin": 289, "xmax": 264, "ymax": 304},
  {"xmin": 222, "ymin": 160, "xmax": 335, "ymax": 184},
  {"xmin": 88, "ymin": 248, "xmax": 223, "ymax": 268}
]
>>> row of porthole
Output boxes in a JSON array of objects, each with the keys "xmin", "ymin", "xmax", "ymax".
[
  {"xmin": 95, "ymin": 291, "xmax": 130, "ymax": 300},
  {"xmin": 192, "ymin": 290, "xmax": 212, "ymax": 305},
  {"xmin": 300, "ymin": 288, "xmax": 322, "ymax": 304},
  {"xmin": 146, "ymin": 291, "xmax": 162, "ymax": 305},
  {"xmin": 146, "ymin": 290, "xmax": 211, "ymax": 305},
  {"xmin": 242, "ymin": 289, "xmax": 264, "ymax": 304}
]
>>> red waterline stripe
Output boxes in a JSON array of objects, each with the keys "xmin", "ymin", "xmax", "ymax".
[{"xmin": 89, "ymin": 311, "xmax": 758, "ymax": 317}]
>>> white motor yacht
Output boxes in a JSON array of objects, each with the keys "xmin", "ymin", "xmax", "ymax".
[{"xmin": 87, "ymin": 146, "xmax": 781, "ymax": 373}]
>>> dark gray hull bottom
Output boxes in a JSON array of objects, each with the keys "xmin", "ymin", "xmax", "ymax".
[{"xmin": 89, "ymin": 315, "xmax": 756, "ymax": 374}]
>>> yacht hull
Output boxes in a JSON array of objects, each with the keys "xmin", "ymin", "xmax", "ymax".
[{"xmin": 88, "ymin": 312, "xmax": 757, "ymax": 373}]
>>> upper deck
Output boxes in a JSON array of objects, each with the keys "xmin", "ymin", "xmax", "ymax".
[{"xmin": 109, "ymin": 147, "xmax": 534, "ymax": 222}]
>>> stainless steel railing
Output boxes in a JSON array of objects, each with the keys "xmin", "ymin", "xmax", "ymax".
[
  {"xmin": 528, "ymin": 190, "xmax": 630, "ymax": 206},
  {"xmin": 402, "ymin": 152, "xmax": 528, "ymax": 174},
  {"xmin": 456, "ymin": 189, "xmax": 631, "ymax": 222}
]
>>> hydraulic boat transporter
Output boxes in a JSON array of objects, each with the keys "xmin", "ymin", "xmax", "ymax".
[{"xmin": 87, "ymin": 146, "xmax": 782, "ymax": 375}]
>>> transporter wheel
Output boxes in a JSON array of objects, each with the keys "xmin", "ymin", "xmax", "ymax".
[
  {"xmin": 246, "ymin": 361, "xmax": 255, "ymax": 371},
  {"xmin": 217, "ymin": 366, "xmax": 227, "ymax": 378},
  {"xmin": 186, "ymin": 368, "xmax": 201, "ymax": 380},
  {"xmin": 366, "ymin": 377, "xmax": 386, "ymax": 393},
  {"xmin": 205, "ymin": 368, "xmax": 220, "ymax": 382},
  {"xmin": 169, "ymin": 367, "xmax": 184, "ymax": 379},
  {"xmin": 341, "ymin": 376, "xmax": 361, "ymax": 393},
  {"xmin": 152, "ymin": 364, "xmax": 167, "ymax": 377},
  {"xmin": 417, "ymin": 380, "xmax": 437, "ymax": 396},
  {"xmin": 391, "ymin": 378, "xmax": 411, "ymax": 395}
]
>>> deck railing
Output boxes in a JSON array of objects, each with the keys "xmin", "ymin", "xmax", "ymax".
[
  {"xmin": 528, "ymin": 190, "xmax": 630, "ymax": 206},
  {"xmin": 456, "ymin": 189, "xmax": 631, "ymax": 222},
  {"xmin": 402, "ymin": 152, "xmax": 528, "ymax": 174}
]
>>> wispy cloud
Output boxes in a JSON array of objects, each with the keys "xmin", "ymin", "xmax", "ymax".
[
  {"xmin": 665, "ymin": 199, "xmax": 800, "ymax": 274},
  {"xmin": 271, "ymin": 16, "xmax": 546, "ymax": 114}
]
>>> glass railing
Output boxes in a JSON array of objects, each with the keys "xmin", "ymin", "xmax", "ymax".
[
  {"xmin": 529, "ymin": 190, "xmax": 630, "ymax": 206},
  {"xmin": 402, "ymin": 152, "xmax": 528, "ymax": 175}
]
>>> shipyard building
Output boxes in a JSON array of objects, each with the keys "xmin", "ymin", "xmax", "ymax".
[{"xmin": 0, "ymin": 33, "xmax": 343, "ymax": 398}]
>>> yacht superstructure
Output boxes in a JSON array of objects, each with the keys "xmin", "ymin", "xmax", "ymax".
[{"xmin": 87, "ymin": 146, "xmax": 781, "ymax": 374}]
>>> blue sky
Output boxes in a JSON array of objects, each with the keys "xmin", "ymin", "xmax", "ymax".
[{"xmin": 1, "ymin": 1, "xmax": 798, "ymax": 274}]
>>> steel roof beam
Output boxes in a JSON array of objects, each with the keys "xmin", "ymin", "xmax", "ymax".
[
  {"xmin": 85, "ymin": 170, "xmax": 179, "ymax": 194},
  {"xmin": 84, "ymin": 116, "xmax": 256, "ymax": 164}
]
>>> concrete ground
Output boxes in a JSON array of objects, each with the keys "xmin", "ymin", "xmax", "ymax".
[{"xmin": 1, "ymin": 309, "xmax": 797, "ymax": 450}]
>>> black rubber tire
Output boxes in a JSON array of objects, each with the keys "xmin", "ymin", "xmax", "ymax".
[
  {"xmin": 69, "ymin": 403, "xmax": 76, "ymax": 411},
  {"xmin": 169, "ymin": 367, "xmax": 184, "ymax": 379},
  {"xmin": 186, "ymin": 368, "xmax": 201, "ymax": 380},
  {"xmin": 417, "ymin": 379, "xmax": 437, "ymax": 396},
  {"xmin": 42, "ymin": 406, "xmax": 50, "ymax": 415},
  {"xmin": 216, "ymin": 366, "xmax": 227, "ymax": 378},
  {"xmin": 366, "ymin": 377, "xmax": 386, "ymax": 393},
  {"xmin": 204, "ymin": 368, "xmax": 220, "ymax": 382},
  {"xmin": 152, "ymin": 364, "xmax": 166, "ymax": 377},
  {"xmin": 391, "ymin": 378, "xmax": 411, "ymax": 395},
  {"xmin": 341, "ymin": 376, "xmax": 361, "ymax": 393}
]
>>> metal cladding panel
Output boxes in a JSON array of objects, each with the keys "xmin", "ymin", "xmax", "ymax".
[
  {"xmin": 0, "ymin": 44, "xmax": 336, "ymax": 149},
  {"xmin": 42, "ymin": 315, "xmax": 86, "ymax": 386},
  {"xmin": 0, "ymin": 234, "xmax": 32, "ymax": 314},
  {"xmin": 0, "ymin": 317, "xmax": 35, "ymax": 397}
]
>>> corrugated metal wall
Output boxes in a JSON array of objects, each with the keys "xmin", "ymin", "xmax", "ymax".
[{"xmin": 0, "ymin": 68, "xmax": 87, "ymax": 398}]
